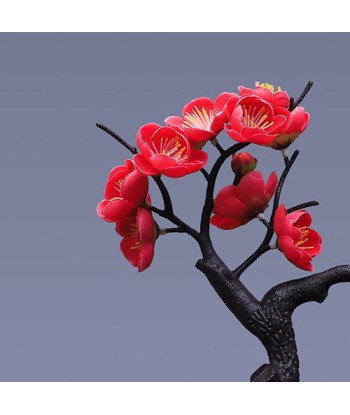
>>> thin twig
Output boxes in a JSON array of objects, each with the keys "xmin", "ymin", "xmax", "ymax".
[
  {"xmin": 214, "ymin": 141, "xmax": 225, "ymax": 155},
  {"xmin": 288, "ymin": 97, "xmax": 295, "ymax": 111},
  {"xmin": 290, "ymin": 81, "xmax": 313, "ymax": 110},
  {"xmin": 259, "ymin": 218, "xmax": 270, "ymax": 229},
  {"xmin": 271, "ymin": 150, "xmax": 299, "ymax": 215},
  {"xmin": 210, "ymin": 137, "xmax": 225, "ymax": 155},
  {"xmin": 152, "ymin": 176, "xmax": 174, "ymax": 214},
  {"xmin": 200, "ymin": 142, "xmax": 250, "ymax": 236},
  {"xmin": 200, "ymin": 168, "xmax": 210, "ymax": 181},
  {"xmin": 233, "ymin": 151, "xmax": 299, "ymax": 278},
  {"xmin": 287, "ymin": 201, "xmax": 319, "ymax": 214},
  {"xmin": 96, "ymin": 123, "xmax": 138, "ymax": 154},
  {"xmin": 164, "ymin": 227, "xmax": 187, "ymax": 234}
]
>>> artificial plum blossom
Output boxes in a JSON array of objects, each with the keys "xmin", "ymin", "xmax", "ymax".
[
  {"xmin": 116, "ymin": 207, "xmax": 156, "ymax": 272},
  {"xmin": 165, "ymin": 93, "xmax": 237, "ymax": 143},
  {"xmin": 96, "ymin": 159, "xmax": 149, "ymax": 223},
  {"xmin": 224, "ymin": 95, "xmax": 291, "ymax": 145},
  {"xmin": 238, "ymin": 82, "xmax": 290, "ymax": 109},
  {"xmin": 274, "ymin": 204, "xmax": 322, "ymax": 271},
  {"xmin": 133, "ymin": 123, "xmax": 208, "ymax": 178},
  {"xmin": 235, "ymin": 82, "xmax": 310, "ymax": 149},
  {"xmin": 231, "ymin": 152, "xmax": 257, "ymax": 176},
  {"xmin": 268, "ymin": 106, "xmax": 310, "ymax": 150},
  {"xmin": 210, "ymin": 170, "xmax": 278, "ymax": 230}
]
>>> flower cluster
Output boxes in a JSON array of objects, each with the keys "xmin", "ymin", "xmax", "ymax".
[{"xmin": 98, "ymin": 81, "xmax": 322, "ymax": 273}]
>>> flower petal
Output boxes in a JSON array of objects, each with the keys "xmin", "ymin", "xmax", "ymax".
[
  {"xmin": 210, "ymin": 215, "xmax": 245, "ymax": 230},
  {"xmin": 133, "ymin": 154, "xmax": 160, "ymax": 176},
  {"xmin": 138, "ymin": 243, "xmax": 155, "ymax": 271},
  {"xmin": 236, "ymin": 171, "xmax": 265, "ymax": 205},
  {"xmin": 121, "ymin": 170, "xmax": 149, "ymax": 204},
  {"xmin": 137, "ymin": 208, "xmax": 155, "ymax": 243},
  {"xmin": 103, "ymin": 199, "xmax": 134, "ymax": 222},
  {"xmin": 183, "ymin": 97, "xmax": 214, "ymax": 116}
]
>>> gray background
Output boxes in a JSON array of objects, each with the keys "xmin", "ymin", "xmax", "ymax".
[{"xmin": 0, "ymin": 33, "xmax": 349, "ymax": 381}]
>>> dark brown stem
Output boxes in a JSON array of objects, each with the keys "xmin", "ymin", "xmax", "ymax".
[
  {"xmin": 233, "ymin": 151, "xmax": 299, "ymax": 278},
  {"xmin": 200, "ymin": 142, "xmax": 249, "ymax": 236},
  {"xmin": 152, "ymin": 176, "xmax": 174, "ymax": 214},
  {"xmin": 289, "ymin": 81, "xmax": 313, "ymax": 110},
  {"xmin": 287, "ymin": 200, "xmax": 319, "ymax": 214},
  {"xmin": 200, "ymin": 168, "xmax": 210, "ymax": 181},
  {"xmin": 163, "ymin": 227, "xmax": 187, "ymax": 234},
  {"xmin": 96, "ymin": 123, "xmax": 138, "ymax": 154}
]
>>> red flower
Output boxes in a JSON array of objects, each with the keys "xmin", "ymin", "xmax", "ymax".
[
  {"xmin": 165, "ymin": 93, "xmax": 237, "ymax": 143},
  {"xmin": 211, "ymin": 170, "xmax": 278, "ymax": 230},
  {"xmin": 231, "ymin": 152, "xmax": 257, "ymax": 176},
  {"xmin": 116, "ymin": 207, "xmax": 156, "ymax": 272},
  {"xmin": 269, "ymin": 106, "xmax": 310, "ymax": 150},
  {"xmin": 274, "ymin": 204, "xmax": 322, "ymax": 271},
  {"xmin": 96, "ymin": 159, "xmax": 149, "ymax": 223},
  {"xmin": 238, "ymin": 82, "xmax": 290, "ymax": 109},
  {"xmin": 225, "ymin": 95, "xmax": 291, "ymax": 145},
  {"xmin": 133, "ymin": 123, "xmax": 208, "ymax": 178}
]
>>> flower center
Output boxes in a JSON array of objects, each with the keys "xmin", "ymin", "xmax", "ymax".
[
  {"xmin": 294, "ymin": 226, "xmax": 314, "ymax": 250},
  {"xmin": 150, "ymin": 136, "xmax": 188, "ymax": 163},
  {"xmin": 255, "ymin": 82, "xmax": 282, "ymax": 93},
  {"xmin": 241, "ymin": 105, "xmax": 274, "ymax": 129},
  {"xmin": 108, "ymin": 179, "xmax": 124, "ymax": 201},
  {"xmin": 183, "ymin": 105, "xmax": 214, "ymax": 131},
  {"xmin": 130, "ymin": 240, "xmax": 143, "ymax": 250}
]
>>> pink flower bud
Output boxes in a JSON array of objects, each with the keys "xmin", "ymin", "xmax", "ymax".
[{"xmin": 231, "ymin": 152, "xmax": 258, "ymax": 175}]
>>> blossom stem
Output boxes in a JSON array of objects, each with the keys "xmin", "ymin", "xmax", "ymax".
[
  {"xmin": 281, "ymin": 148, "xmax": 289, "ymax": 167},
  {"xmin": 211, "ymin": 137, "xmax": 225, "ymax": 155},
  {"xmin": 257, "ymin": 213, "xmax": 269, "ymax": 229},
  {"xmin": 96, "ymin": 123, "xmax": 138, "ymax": 154},
  {"xmin": 269, "ymin": 240, "xmax": 277, "ymax": 250}
]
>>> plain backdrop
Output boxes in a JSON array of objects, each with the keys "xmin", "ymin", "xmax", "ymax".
[{"xmin": 0, "ymin": 33, "xmax": 350, "ymax": 381}]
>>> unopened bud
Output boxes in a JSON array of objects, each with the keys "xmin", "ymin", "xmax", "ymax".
[{"xmin": 231, "ymin": 152, "xmax": 258, "ymax": 175}]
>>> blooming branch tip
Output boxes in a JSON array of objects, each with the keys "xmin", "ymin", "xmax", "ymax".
[
  {"xmin": 269, "ymin": 241, "xmax": 277, "ymax": 250},
  {"xmin": 257, "ymin": 213, "xmax": 266, "ymax": 221},
  {"xmin": 281, "ymin": 148, "xmax": 289, "ymax": 159}
]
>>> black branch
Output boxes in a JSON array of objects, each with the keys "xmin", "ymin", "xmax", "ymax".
[{"xmin": 262, "ymin": 265, "xmax": 350, "ymax": 313}]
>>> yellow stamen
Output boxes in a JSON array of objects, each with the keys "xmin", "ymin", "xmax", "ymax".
[
  {"xmin": 183, "ymin": 105, "xmax": 214, "ymax": 131},
  {"xmin": 255, "ymin": 82, "xmax": 282, "ymax": 93},
  {"xmin": 294, "ymin": 226, "xmax": 314, "ymax": 250},
  {"xmin": 150, "ymin": 135, "xmax": 188, "ymax": 163}
]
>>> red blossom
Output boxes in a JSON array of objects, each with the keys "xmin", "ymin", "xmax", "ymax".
[
  {"xmin": 225, "ymin": 95, "xmax": 291, "ymax": 145},
  {"xmin": 238, "ymin": 82, "xmax": 290, "ymax": 109},
  {"xmin": 269, "ymin": 106, "xmax": 310, "ymax": 149},
  {"xmin": 231, "ymin": 152, "xmax": 257, "ymax": 176},
  {"xmin": 133, "ymin": 123, "xmax": 208, "ymax": 178},
  {"xmin": 96, "ymin": 159, "xmax": 149, "ymax": 223},
  {"xmin": 274, "ymin": 204, "xmax": 322, "ymax": 271},
  {"xmin": 211, "ymin": 170, "xmax": 278, "ymax": 230},
  {"xmin": 165, "ymin": 92, "xmax": 237, "ymax": 143},
  {"xmin": 116, "ymin": 207, "xmax": 156, "ymax": 272}
]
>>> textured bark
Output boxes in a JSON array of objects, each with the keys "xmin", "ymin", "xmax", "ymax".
[{"xmin": 197, "ymin": 252, "xmax": 350, "ymax": 382}]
